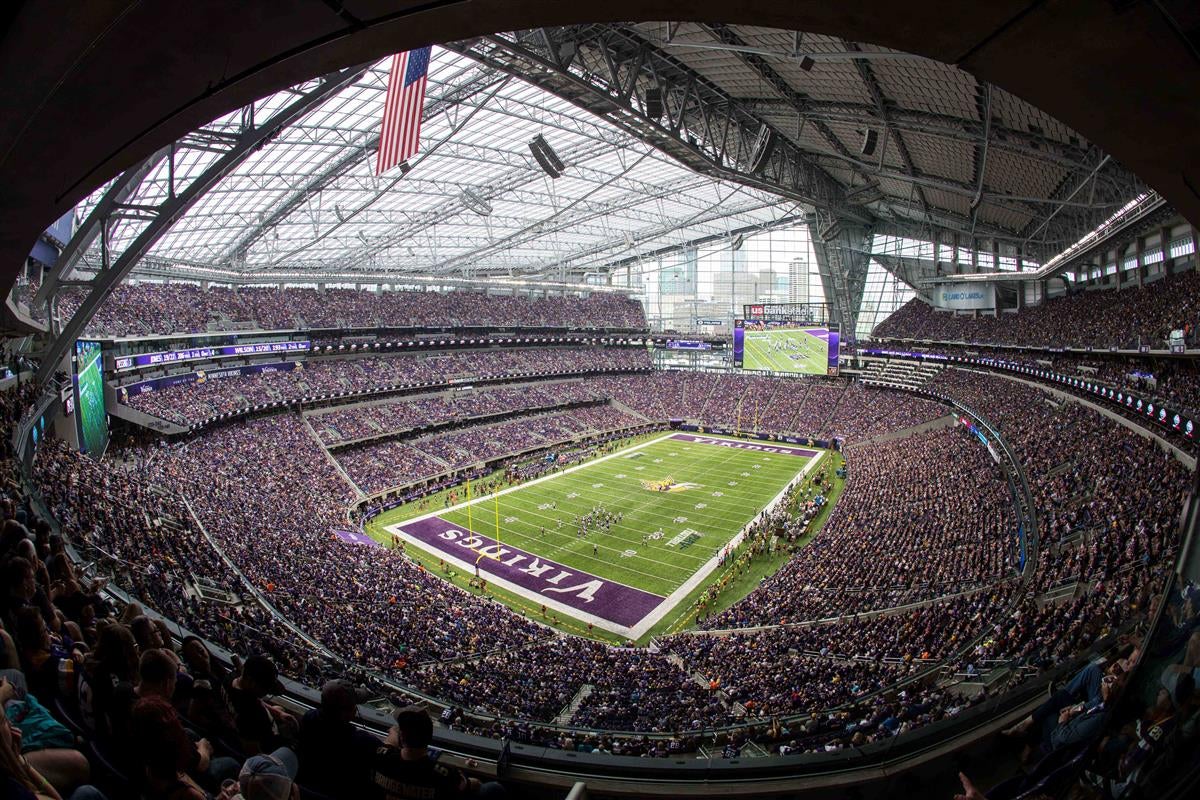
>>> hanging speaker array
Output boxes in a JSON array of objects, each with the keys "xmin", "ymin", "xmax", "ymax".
[
  {"xmin": 644, "ymin": 88, "xmax": 663, "ymax": 120},
  {"xmin": 529, "ymin": 134, "xmax": 565, "ymax": 179},
  {"xmin": 861, "ymin": 129, "xmax": 879, "ymax": 156}
]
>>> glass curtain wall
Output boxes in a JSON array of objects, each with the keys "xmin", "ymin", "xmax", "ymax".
[
  {"xmin": 630, "ymin": 224, "xmax": 824, "ymax": 332},
  {"xmin": 857, "ymin": 260, "xmax": 915, "ymax": 340}
]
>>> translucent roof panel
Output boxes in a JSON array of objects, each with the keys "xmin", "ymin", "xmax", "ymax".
[{"xmin": 75, "ymin": 47, "xmax": 795, "ymax": 281}]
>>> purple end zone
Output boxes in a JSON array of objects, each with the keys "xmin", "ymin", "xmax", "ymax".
[
  {"xmin": 396, "ymin": 515, "xmax": 664, "ymax": 628},
  {"xmin": 669, "ymin": 432, "xmax": 817, "ymax": 458},
  {"xmin": 333, "ymin": 529, "xmax": 381, "ymax": 548}
]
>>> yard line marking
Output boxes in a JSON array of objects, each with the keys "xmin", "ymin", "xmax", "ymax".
[
  {"xmin": 396, "ymin": 432, "xmax": 676, "ymax": 527},
  {"xmin": 623, "ymin": 450, "xmax": 825, "ymax": 639},
  {"xmin": 446, "ymin": 442, "xmax": 791, "ymax": 572}
]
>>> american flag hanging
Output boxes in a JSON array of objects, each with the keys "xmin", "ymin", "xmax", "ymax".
[{"xmin": 375, "ymin": 46, "xmax": 432, "ymax": 175}]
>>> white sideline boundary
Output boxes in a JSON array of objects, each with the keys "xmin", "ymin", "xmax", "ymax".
[
  {"xmin": 384, "ymin": 432, "xmax": 825, "ymax": 640},
  {"xmin": 625, "ymin": 449, "xmax": 824, "ymax": 639}
]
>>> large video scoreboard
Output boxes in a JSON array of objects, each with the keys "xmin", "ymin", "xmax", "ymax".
[
  {"xmin": 73, "ymin": 340, "xmax": 109, "ymax": 456},
  {"xmin": 733, "ymin": 302, "xmax": 839, "ymax": 376}
]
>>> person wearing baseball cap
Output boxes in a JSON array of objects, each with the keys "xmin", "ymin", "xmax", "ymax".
[{"xmin": 236, "ymin": 747, "xmax": 300, "ymax": 800}]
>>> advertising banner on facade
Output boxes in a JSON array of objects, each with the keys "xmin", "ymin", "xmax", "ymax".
[{"xmin": 931, "ymin": 282, "xmax": 996, "ymax": 311}]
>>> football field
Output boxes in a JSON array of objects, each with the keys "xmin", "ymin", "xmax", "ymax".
[
  {"xmin": 743, "ymin": 327, "xmax": 830, "ymax": 374},
  {"xmin": 382, "ymin": 432, "xmax": 823, "ymax": 638}
]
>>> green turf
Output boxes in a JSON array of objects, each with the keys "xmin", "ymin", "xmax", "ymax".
[
  {"xmin": 366, "ymin": 433, "xmax": 664, "ymax": 527},
  {"xmin": 743, "ymin": 328, "xmax": 828, "ymax": 374},
  {"xmin": 365, "ymin": 435, "xmax": 844, "ymax": 643},
  {"xmin": 427, "ymin": 435, "xmax": 812, "ymax": 597}
]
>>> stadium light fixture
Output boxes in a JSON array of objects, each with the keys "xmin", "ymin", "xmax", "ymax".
[
  {"xmin": 860, "ymin": 129, "xmax": 878, "ymax": 156},
  {"xmin": 644, "ymin": 88, "xmax": 664, "ymax": 119},
  {"xmin": 845, "ymin": 182, "xmax": 883, "ymax": 206},
  {"xmin": 748, "ymin": 125, "xmax": 775, "ymax": 173},
  {"xmin": 461, "ymin": 188, "xmax": 493, "ymax": 217}
]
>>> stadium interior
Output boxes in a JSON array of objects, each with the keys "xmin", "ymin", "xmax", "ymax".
[{"xmin": 2, "ymin": 4, "xmax": 1200, "ymax": 800}]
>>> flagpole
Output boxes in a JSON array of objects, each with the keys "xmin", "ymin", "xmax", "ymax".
[
  {"xmin": 469, "ymin": 477, "xmax": 487, "ymax": 568},
  {"xmin": 466, "ymin": 476, "xmax": 474, "ymax": 537}
]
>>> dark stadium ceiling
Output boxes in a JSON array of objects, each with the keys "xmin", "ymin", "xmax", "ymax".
[{"xmin": 66, "ymin": 22, "xmax": 1148, "ymax": 286}]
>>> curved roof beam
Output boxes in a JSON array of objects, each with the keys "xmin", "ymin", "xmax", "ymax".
[
  {"xmin": 34, "ymin": 64, "xmax": 370, "ymax": 385},
  {"xmin": 448, "ymin": 28, "xmax": 872, "ymax": 224}
]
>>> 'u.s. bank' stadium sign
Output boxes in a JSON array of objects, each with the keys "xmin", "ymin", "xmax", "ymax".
[{"xmin": 932, "ymin": 282, "xmax": 996, "ymax": 311}]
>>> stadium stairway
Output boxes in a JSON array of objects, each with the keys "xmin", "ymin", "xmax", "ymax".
[
  {"xmin": 415, "ymin": 634, "xmax": 559, "ymax": 671},
  {"xmin": 1036, "ymin": 581, "xmax": 1082, "ymax": 605},
  {"xmin": 659, "ymin": 649, "xmax": 737, "ymax": 712},
  {"xmin": 695, "ymin": 376, "xmax": 721, "ymax": 419},
  {"xmin": 950, "ymin": 664, "xmax": 1018, "ymax": 699},
  {"xmin": 815, "ymin": 387, "xmax": 846, "ymax": 434},
  {"xmin": 784, "ymin": 380, "xmax": 843, "ymax": 436},
  {"xmin": 781, "ymin": 381, "xmax": 815, "ymax": 432},
  {"xmin": 841, "ymin": 412, "xmax": 957, "ymax": 450},
  {"xmin": 607, "ymin": 397, "xmax": 651, "ymax": 423},
  {"xmin": 860, "ymin": 359, "xmax": 943, "ymax": 391},
  {"xmin": 300, "ymin": 413, "xmax": 367, "ymax": 498},
  {"xmin": 106, "ymin": 394, "xmax": 189, "ymax": 434},
  {"xmin": 553, "ymin": 684, "xmax": 594, "ymax": 726}
]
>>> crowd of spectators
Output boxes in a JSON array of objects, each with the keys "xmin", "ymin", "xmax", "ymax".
[
  {"xmin": 930, "ymin": 368, "xmax": 1187, "ymax": 584},
  {"xmin": 336, "ymin": 404, "xmax": 645, "ymax": 495},
  {"xmin": 683, "ymin": 587, "xmax": 1014, "ymax": 670},
  {"xmin": 1, "ymin": 351, "xmax": 1191, "ymax": 779},
  {"xmin": 122, "ymin": 346, "xmax": 651, "ymax": 428},
  {"xmin": 21, "ymin": 377, "xmax": 1002, "ymax": 746},
  {"xmin": 34, "ymin": 396, "xmax": 353, "ymax": 694},
  {"xmin": 703, "ymin": 427, "xmax": 1018, "ymax": 628},
  {"xmin": 821, "ymin": 382, "xmax": 947, "ymax": 443},
  {"xmin": 119, "ymin": 354, "xmax": 954, "ymax": 451},
  {"xmin": 308, "ymin": 380, "xmax": 607, "ymax": 446},
  {"xmin": 873, "ymin": 268, "xmax": 1200, "ymax": 350},
  {"xmin": 595, "ymin": 372, "xmax": 946, "ymax": 444},
  {"xmin": 57, "ymin": 282, "xmax": 648, "ymax": 337},
  {"xmin": 918, "ymin": 368, "xmax": 1187, "ymax": 684},
  {"xmin": 417, "ymin": 637, "xmax": 730, "ymax": 733},
  {"xmin": 7, "ymin": 386, "xmax": 518, "ymax": 797},
  {"xmin": 961, "ymin": 603, "xmax": 1200, "ymax": 800},
  {"xmin": 666, "ymin": 588, "xmax": 1014, "ymax": 719},
  {"xmin": 866, "ymin": 343, "xmax": 1200, "ymax": 420},
  {"xmin": 135, "ymin": 415, "xmax": 550, "ymax": 670}
]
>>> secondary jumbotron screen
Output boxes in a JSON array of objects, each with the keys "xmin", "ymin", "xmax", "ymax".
[
  {"xmin": 733, "ymin": 320, "xmax": 839, "ymax": 376},
  {"xmin": 73, "ymin": 339, "xmax": 109, "ymax": 456}
]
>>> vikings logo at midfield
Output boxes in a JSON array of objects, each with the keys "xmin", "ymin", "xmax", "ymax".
[{"xmin": 640, "ymin": 476, "xmax": 702, "ymax": 493}]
